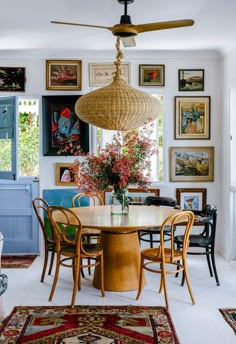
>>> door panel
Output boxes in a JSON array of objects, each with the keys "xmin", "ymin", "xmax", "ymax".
[{"xmin": 0, "ymin": 181, "xmax": 39, "ymax": 253}]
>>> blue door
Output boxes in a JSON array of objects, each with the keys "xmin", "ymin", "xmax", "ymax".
[{"xmin": 0, "ymin": 96, "xmax": 40, "ymax": 253}]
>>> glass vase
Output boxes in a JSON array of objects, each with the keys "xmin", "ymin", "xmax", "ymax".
[{"xmin": 110, "ymin": 188, "xmax": 129, "ymax": 215}]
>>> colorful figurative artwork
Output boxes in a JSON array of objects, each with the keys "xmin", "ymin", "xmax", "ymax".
[
  {"xmin": 51, "ymin": 105, "xmax": 80, "ymax": 153},
  {"xmin": 139, "ymin": 65, "xmax": 165, "ymax": 86},
  {"xmin": 42, "ymin": 96, "xmax": 89, "ymax": 156},
  {"xmin": 175, "ymin": 96, "xmax": 210, "ymax": 140},
  {"xmin": 176, "ymin": 188, "xmax": 207, "ymax": 211},
  {"xmin": 46, "ymin": 60, "xmax": 82, "ymax": 90}
]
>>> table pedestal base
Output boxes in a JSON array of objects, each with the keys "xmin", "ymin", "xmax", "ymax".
[{"xmin": 93, "ymin": 231, "xmax": 145, "ymax": 291}]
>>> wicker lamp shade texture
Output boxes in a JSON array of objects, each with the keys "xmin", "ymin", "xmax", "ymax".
[{"xmin": 75, "ymin": 78, "xmax": 159, "ymax": 130}]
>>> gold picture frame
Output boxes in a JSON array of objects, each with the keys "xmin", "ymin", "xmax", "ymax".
[
  {"xmin": 102, "ymin": 187, "xmax": 160, "ymax": 205},
  {"xmin": 175, "ymin": 96, "xmax": 210, "ymax": 139},
  {"xmin": 89, "ymin": 63, "xmax": 130, "ymax": 86},
  {"xmin": 46, "ymin": 60, "xmax": 82, "ymax": 90},
  {"xmin": 170, "ymin": 147, "xmax": 214, "ymax": 182},
  {"xmin": 55, "ymin": 163, "xmax": 77, "ymax": 186},
  {"xmin": 139, "ymin": 64, "xmax": 165, "ymax": 86},
  {"xmin": 176, "ymin": 188, "xmax": 207, "ymax": 211}
]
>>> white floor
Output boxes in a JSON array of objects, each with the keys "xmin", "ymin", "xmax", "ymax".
[{"xmin": 2, "ymin": 253, "xmax": 236, "ymax": 343}]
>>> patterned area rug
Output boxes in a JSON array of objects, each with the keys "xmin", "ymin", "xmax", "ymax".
[
  {"xmin": 1, "ymin": 255, "xmax": 37, "ymax": 268},
  {"xmin": 219, "ymin": 308, "xmax": 236, "ymax": 334},
  {"xmin": 0, "ymin": 305, "xmax": 180, "ymax": 343}
]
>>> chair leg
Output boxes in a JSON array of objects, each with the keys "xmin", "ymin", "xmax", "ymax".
[
  {"xmin": 48, "ymin": 251, "xmax": 55, "ymax": 276},
  {"xmin": 40, "ymin": 245, "xmax": 49, "ymax": 282},
  {"xmin": 136, "ymin": 256, "xmax": 145, "ymax": 300},
  {"xmin": 48, "ymin": 253, "xmax": 60, "ymax": 302},
  {"xmin": 210, "ymin": 250, "xmax": 220, "ymax": 286},
  {"xmin": 150, "ymin": 234, "xmax": 153, "ymax": 248},
  {"xmin": 183, "ymin": 259, "xmax": 195, "ymax": 305},
  {"xmin": 161, "ymin": 264, "xmax": 169, "ymax": 309},
  {"xmin": 100, "ymin": 254, "xmax": 105, "ymax": 297},
  {"xmin": 206, "ymin": 248, "xmax": 213, "ymax": 277},
  {"xmin": 71, "ymin": 258, "xmax": 80, "ymax": 307}
]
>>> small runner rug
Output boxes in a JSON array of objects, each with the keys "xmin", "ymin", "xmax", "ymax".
[
  {"xmin": 0, "ymin": 305, "xmax": 180, "ymax": 343},
  {"xmin": 219, "ymin": 308, "xmax": 236, "ymax": 334},
  {"xmin": 1, "ymin": 255, "xmax": 37, "ymax": 269}
]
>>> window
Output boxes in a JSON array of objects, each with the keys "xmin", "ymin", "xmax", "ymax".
[
  {"xmin": 18, "ymin": 99, "xmax": 39, "ymax": 177},
  {"xmin": 96, "ymin": 94, "xmax": 163, "ymax": 183}
]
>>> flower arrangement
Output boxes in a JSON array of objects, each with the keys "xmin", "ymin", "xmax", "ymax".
[{"xmin": 72, "ymin": 122, "xmax": 158, "ymax": 198}]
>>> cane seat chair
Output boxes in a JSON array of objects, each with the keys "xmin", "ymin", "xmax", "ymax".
[
  {"xmin": 136, "ymin": 210, "xmax": 195, "ymax": 309},
  {"xmin": 48, "ymin": 205, "xmax": 105, "ymax": 307},
  {"xmin": 139, "ymin": 196, "xmax": 181, "ymax": 248},
  {"xmin": 32, "ymin": 197, "xmax": 56, "ymax": 282},
  {"xmin": 174, "ymin": 204, "xmax": 219, "ymax": 286}
]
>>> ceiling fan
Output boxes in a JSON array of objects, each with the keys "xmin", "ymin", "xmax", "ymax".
[{"xmin": 51, "ymin": 0, "xmax": 194, "ymax": 47}]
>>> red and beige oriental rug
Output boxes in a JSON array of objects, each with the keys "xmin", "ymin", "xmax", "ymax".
[
  {"xmin": 1, "ymin": 255, "xmax": 37, "ymax": 269},
  {"xmin": 219, "ymin": 308, "xmax": 236, "ymax": 334},
  {"xmin": 0, "ymin": 305, "xmax": 180, "ymax": 343}
]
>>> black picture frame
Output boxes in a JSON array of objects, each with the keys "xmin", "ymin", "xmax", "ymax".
[
  {"xmin": 178, "ymin": 69, "xmax": 204, "ymax": 91},
  {"xmin": 42, "ymin": 95, "xmax": 89, "ymax": 156},
  {"xmin": 0, "ymin": 67, "xmax": 25, "ymax": 92}
]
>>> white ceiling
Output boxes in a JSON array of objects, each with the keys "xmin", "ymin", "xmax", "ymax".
[{"xmin": 1, "ymin": 0, "xmax": 236, "ymax": 56}]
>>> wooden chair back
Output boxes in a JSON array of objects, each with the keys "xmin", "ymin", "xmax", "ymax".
[{"xmin": 72, "ymin": 192, "xmax": 104, "ymax": 207}]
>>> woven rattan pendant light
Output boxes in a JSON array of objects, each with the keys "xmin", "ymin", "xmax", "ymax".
[{"xmin": 75, "ymin": 38, "xmax": 160, "ymax": 131}]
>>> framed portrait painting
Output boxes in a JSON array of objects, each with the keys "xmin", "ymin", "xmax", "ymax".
[
  {"xmin": 178, "ymin": 69, "xmax": 204, "ymax": 91},
  {"xmin": 42, "ymin": 96, "xmax": 89, "ymax": 156},
  {"xmin": 89, "ymin": 63, "xmax": 130, "ymax": 86},
  {"xmin": 55, "ymin": 163, "xmax": 77, "ymax": 186},
  {"xmin": 0, "ymin": 67, "xmax": 25, "ymax": 92},
  {"xmin": 170, "ymin": 146, "xmax": 214, "ymax": 182},
  {"xmin": 139, "ymin": 64, "xmax": 165, "ymax": 86},
  {"xmin": 176, "ymin": 188, "xmax": 207, "ymax": 211},
  {"xmin": 46, "ymin": 60, "xmax": 82, "ymax": 90},
  {"xmin": 175, "ymin": 96, "xmax": 210, "ymax": 139}
]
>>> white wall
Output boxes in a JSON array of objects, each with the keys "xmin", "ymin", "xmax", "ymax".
[{"xmin": 0, "ymin": 49, "xmax": 225, "ymax": 254}]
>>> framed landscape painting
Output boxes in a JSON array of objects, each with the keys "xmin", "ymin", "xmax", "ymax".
[
  {"xmin": 176, "ymin": 188, "xmax": 207, "ymax": 211},
  {"xmin": 175, "ymin": 96, "xmax": 210, "ymax": 139},
  {"xmin": 170, "ymin": 146, "xmax": 214, "ymax": 182},
  {"xmin": 42, "ymin": 95, "xmax": 89, "ymax": 156},
  {"xmin": 0, "ymin": 67, "xmax": 25, "ymax": 92},
  {"xmin": 178, "ymin": 69, "xmax": 204, "ymax": 91},
  {"xmin": 89, "ymin": 63, "xmax": 130, "ymax": 86},
  {"xmin": 46, "ymin": 60, "xmax": 82, "ymax": 90}
]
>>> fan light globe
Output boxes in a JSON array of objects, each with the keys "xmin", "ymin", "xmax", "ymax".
[{"xmin": 75, "ymin": 38, "xmax": 160, "ymax": 131}]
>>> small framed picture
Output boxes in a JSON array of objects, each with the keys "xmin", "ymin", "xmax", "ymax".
[
  {"xmin": 102, "ymin": 188, "xmax": 160, "ymax": 205},
  {"xmin": 175, "ymin": 96, "xmax": 210, "ymax": 139},
  {"xmin": 170, "ymin": 146, "xmax": 214, "ymax": 182},
  {"xmin": 139, "ymin": 64, "xmax": 165, "ymax": 86},
  {"xmin": 178, "ymin": 69, "xmax": 204, "ymax": 91},
  {"xmin": 176, "ymin": 188, "xmax": 207, "ymax": 211},
  {"xmin": 55, "ymin": 163, "xmax": 77, "ymax": 186},
  {"xmin": 89, "ymin": 63, "xmax": 130, "ymax": 86},
  {"xmin": 46, "ymin": 60, "xmax": 82, "ymax": 90},
  {"xmin": 0, "ymin": 67, "xmax": 25, "ymax": 92}
]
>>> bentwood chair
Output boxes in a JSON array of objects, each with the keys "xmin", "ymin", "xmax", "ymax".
[
  {"xmin": 174, "ymin": 204, "xmax": 219, "ymax": 286},
  {"xmin": 136, "ymin": 210, "xmax": 195, "ymax": 309},
  {"xmin": 32, "ymin": 198, "xmax": 56, "ymax": 282},
  {"xmin": 72, "ymin": 192, "xmax": 103, "ymax": 274},
  {"xmin": 139, "ymin": 196, "xmax": 181, "ymax": 248},
  {"xmin": 48, "ymin": 205, "xmax": 105, "ymax": 307}
]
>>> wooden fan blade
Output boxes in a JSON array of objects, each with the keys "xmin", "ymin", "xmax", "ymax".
[
  {"xmin": 121, "ymin": 36, "xmax": 136, "ymax": 47},
  {"xmin": 51, "ymin": 20, "xmax": 113, "ymax": 31},
  {"xmin": 134, "ymin": 19, "xmax": 194, "ymax": 33}
]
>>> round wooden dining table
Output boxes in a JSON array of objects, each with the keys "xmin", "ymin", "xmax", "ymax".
[{"xmin": 54, "ymin": 205, "xmax": 181, "ymax": 292}]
